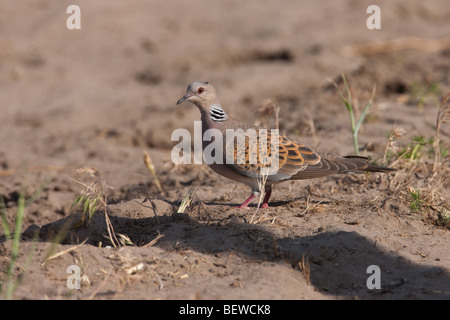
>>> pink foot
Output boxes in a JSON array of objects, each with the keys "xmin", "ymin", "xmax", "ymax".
[
  {"xmin": 237, "ymin": 188, "xmax": 272, "ymax": 209},
  {"xmin": 261, "ymin": 188, "xmax": 272, "ymax": 209},
  {"xmin": 237, "ymin": 194, "xmax": 256, "ymax": 209}
]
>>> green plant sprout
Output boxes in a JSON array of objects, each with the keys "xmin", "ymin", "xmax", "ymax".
[
  {"xmin": 1, "ymin": 176, "xmax": 52, "ymax": 299},
  {"xmin": 334, "ymin": 73, "xmax": 377, "ymax": 155}
]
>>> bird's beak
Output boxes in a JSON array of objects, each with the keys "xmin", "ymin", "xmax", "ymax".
[{"xmin": 176, "ymin": 93, "xmax": 192, "ymax": 105}]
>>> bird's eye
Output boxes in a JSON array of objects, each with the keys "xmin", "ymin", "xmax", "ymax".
[{"xmin": 197, "ymin": 87, "xmax": 204, "ymax": 94}]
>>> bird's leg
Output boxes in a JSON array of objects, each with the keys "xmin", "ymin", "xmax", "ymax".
[
  {"xmin": 237, "ymin": 193, "xmax": 258, "ymax": 209},
  {"xmin": 261, "ymin": 186, "xmax": 272, "ymax": 209},
  {"xmin": 238, "ymin": 187, "xmax": 272, "ymax": 209}
]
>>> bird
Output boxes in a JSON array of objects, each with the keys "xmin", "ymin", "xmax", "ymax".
[{"xmin": 176, "ymin": 81, "xmax": 396, "ymax": 209}]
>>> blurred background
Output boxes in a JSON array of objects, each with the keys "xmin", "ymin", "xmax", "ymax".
[{"xmin": 1, "ymin": 0, "xmax": 449, "ymax": 185}]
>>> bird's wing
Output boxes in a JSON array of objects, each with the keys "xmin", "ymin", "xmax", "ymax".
[{"xmin": 224, "ymin": 128, "xmax": 321, "ymax": 181}]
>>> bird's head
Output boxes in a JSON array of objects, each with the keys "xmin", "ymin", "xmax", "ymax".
[{"xmin": 176, "ymin": 81, "xmax": 218, "ymax": 109}]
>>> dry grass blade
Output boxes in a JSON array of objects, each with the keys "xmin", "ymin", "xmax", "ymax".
[
  {"xmin": 124, "ymin": 263, "xmax": 145, "ymax": 275},
  {"xmin": 42, "ymin": 238, "xmax": 88, "ymax": 266},
  {"xmin": 250, "ymin": 134, "xmax": 273, "ymax": 223},
  {"xmin": 433, "ymin": 93, "xmax": 450, "ymax": 174},
  {"xmin": 304, "ymin": 109, "xmax": 319, "ymax": 146},
  {"xmin": 250, "ymin": 115, "xmax": 280, "ymax": 224},
  {"xmin": 86, "ymin": 273, "xmax": 111, "ymax": 300},
  {"xmin": 382, "ymin": 125, "xmax": 406, "ymax": 166},
  {"xmin": 250, "ymin": 173, "xmax": 268, "ymax": 224},
  {"xmin": 147, "ymin": 268, "xmax": 164, "ymax": 290},
  {"xmin": 144, "ymin": 151, "xmax": 164, "ymax": 195},
  {"xmin": 298, "ymin": 254, "xmax": 311, "ymax": 286},
  {"xmin": 69, "ymin": 167, "xmax": 119, "ymax": 247},
  {"xmin": 177, "ymin": 182, "xmax": 198, "ymax": 213},
  {"xmin": 258, "ymin": 99, "xmax": 280, "ymax": 130},
  {"xmin": 117, "ymin": 233, "xmax": 135, "ymax": 246},
  {"xmin": 298, "ymin": 193, "xmax": 325, "ymax": 217},
  {"xmin": 69, "ymin": 167, "xmax": 105, "ymax": 218},
  {"xmin": 103, "ymin": 194, "xmax": 119, "ymax": 247},
  {"xmin": 143, "ymin": 231, "xmax": 165, "ymax": 248}
]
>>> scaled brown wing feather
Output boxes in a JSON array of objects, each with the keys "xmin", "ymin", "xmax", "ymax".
[
  {"xmin": 225, "ymin": 129, "xmax": 321, "ymax": 180},
  {"xmin": 276, "ymin": 134, "xmax": 321, "ymax": 177},
  {"xmin": 224, "ymin": 128, "xmax": 395, "ymax": 180}
]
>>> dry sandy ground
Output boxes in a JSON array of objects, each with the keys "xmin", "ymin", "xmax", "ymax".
[{"xmin": 1, "ymin": 0, "xmax": 449, "ymax": 300}]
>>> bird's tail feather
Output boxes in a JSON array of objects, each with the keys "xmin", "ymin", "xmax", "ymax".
[
  {"xmin": 341, "ymin": 156, "xmax": 396, "ymax": 173},
  {"xmin": 291, "ymin": 155, "xmax": 396, "ymax": 180}
]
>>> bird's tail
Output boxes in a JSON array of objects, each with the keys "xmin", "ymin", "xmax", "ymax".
[
  {"xmin": 341, "ymin": 156, "xmax": 397, "ymax": 173},
  {"xmin": 291, "ymin": 155, "xmax": 396, "ymax": 180}
]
